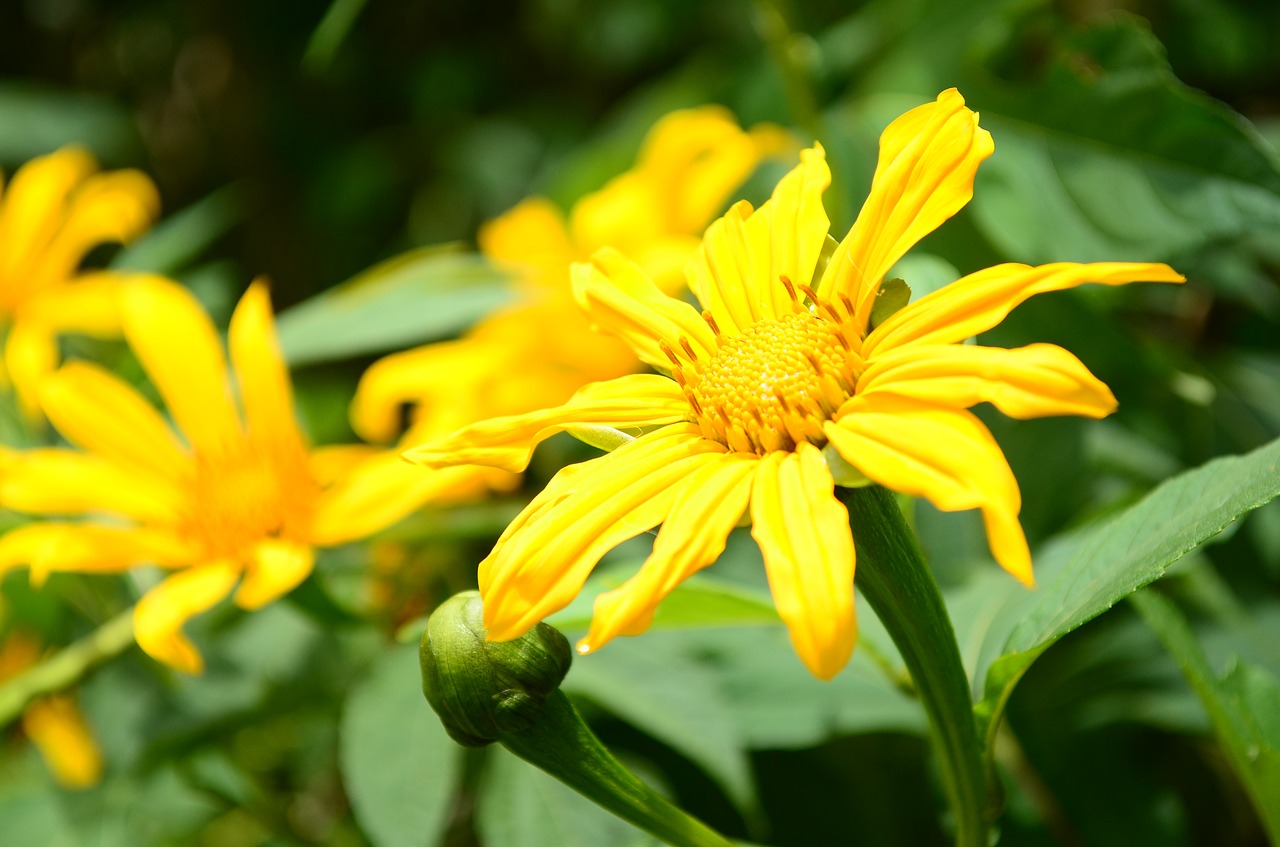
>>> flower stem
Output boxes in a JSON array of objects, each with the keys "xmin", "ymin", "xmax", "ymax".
[
  {"xmin": 838, "ymin": 485, "xmax": 988, "ymax": 847},
  {"xmin": 0, "ymin": 608, "xmax": 135, "ymax": 727}
]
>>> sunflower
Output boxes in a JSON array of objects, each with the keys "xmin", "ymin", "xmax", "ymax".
[
  {"xmin": 0, "ymin": 276, "xmax": 400, "ymax": 673},
  {"xmin": 0, "ymin": 147, "xmax": 159, "ymax": 419},
  {"xmin": 404, "ymin": 89, "xmax": 1184, "ymax": 679}
]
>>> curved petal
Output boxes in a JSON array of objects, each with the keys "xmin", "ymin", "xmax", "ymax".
[
  {"xmin": 684, "ymin": 200, "xmax": 761, "ymax": 332},
  {"xmin": 0, "ymin": 448, "xmax": 182, "ymax": 523},
  {"xmin": 228, "ymin": 279, "xmax": 303, "ymax": 450},
  {"xmin": 4, "ymin": 318, "xmax": 58, "ymax": 421},
  {"xmin": 826, "ymin": 396, "xmax": 1032, "ymax": 585},
  {"xmin": 0, "ymin": 523, "xmax": 197, "ymax": 585},
  {"xmin": 581, "ymin": 453, "xmax": 757, "ymax": 651},
  {"xmin": 401, "ymin": 374, "xmax": 690, "ymax": 473},
  {"xmin": 22, "ymin": 695, "xmax": 103, "ymax": 789},
  {"xmin": 750, "ymin": 443, "xmax": 856, "ymax": 680},
  {"xmin": 351, "ymin": 341, "xmax": 471, "ymax": 443},
  {"xmin": 22, "ymin": 271, "xmax": 126, "ymax": 336},
  {"xmin": 477, "ymin": 196, "xmax": 575, "ymax": 287},
  {"xmin": 122, "ymin": 276, "xmax": 242, "ymax": 457},
  {"xmin": 866, "ymin": 262, "xmax": 1186, "ymax": 357},
  {"xmin": 40, "ymin": 360, "xmax": 190, "ymax": 479},
  {"xmin": 858, "ymin": 342, "xmax": 1117, "ymax": 419},
  {"xmin": 234, "ymin": 539, "xmax": 314, "ymax": 609},
  {"xmin": 311, "ymin": 451, "xmax": 515, "ymax": 545},
  {"xmin": 818, "ymin": 89, "xmax": 994, "ymax": 329},
  {"xmin": 0, "ymin": 147, "xmax": 96, "ymax": 285},
  {"xmin": 572, "ymin": 247, "xmax": 717, "ymax": 369},
  {"xmin": 35, "ymin": 168, "xmax": 159, "ymax": 284},
  {"xmin": 133, "ymin": 562, "xmax": 239, "ymax": 674},
  {"xmin": 480, "ymin": 424, "xmax": 725, "ymax": 640}
]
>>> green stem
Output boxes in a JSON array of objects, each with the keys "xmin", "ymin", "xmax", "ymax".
[
  {"xmin": 0, "ymin": 609, "xmax": 135, "ymax": 727},
  {"xmin": 838, "ymin": 485, "xmax": 988, "ymax": 847},
  {"xmin": 501, "ymin": 690, "xmax": 735, "ymax": 847}
]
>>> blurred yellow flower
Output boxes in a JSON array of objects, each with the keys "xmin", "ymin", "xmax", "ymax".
[
  {"xmin": 0, "ymin": 277, "xmax": 394, "ymax": 673},
  {"xmin": 405, "ymin": 89, "xmax": 1185, "ymax": 679},
  {"xmin": 0, "ymin": 632, "xmax": 102, "ymax": 788},
  {"xmin": 0, "ymin": 147, "xmax": 159, "ymax": 419},
  {"xmin": 334, "ymin": 108, "xmax": 792, "ymax": 536}
]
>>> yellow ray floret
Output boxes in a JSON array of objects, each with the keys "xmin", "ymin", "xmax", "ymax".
[{"xmin": 405, "ymin": 89, "xmax": 1185, "ymax": 678}]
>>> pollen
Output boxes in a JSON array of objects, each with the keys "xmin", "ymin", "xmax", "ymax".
[{"xmin": 679, "ymin": 297, "xmax": 863, "ymax": 454}]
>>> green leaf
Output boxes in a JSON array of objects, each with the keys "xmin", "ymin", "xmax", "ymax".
[
  {"xmin": 111, "ymin": 186, "xmax": 242, "ymax": 276},
  {"xmin": 475, "ymin": 747, "xmax": 659, "ymax": 847},
  {"xmin": 970, "ymin": 435, "xmax": 1280, "ymax": 759},
  {"xmin": 562, "ymin": 638, "xmax": 756, "ymax": 813},
  {"xmin": 340, "ymin": 643, "xmax": 460, "ymax": 847},
  {"xmin": 0, "ymin": 84, "xmax": 140, "ymax": 163},
  {"xmin": 966, "ymin": 16, "xmax": 1280, "ymax": 263},
  {"xmin": 1131, "ymin": 589, "xmax": 1280, "ymax": 842},
  {"xmin": 275, "ymin": 246, "xmax": 513, "ymax": 366},
  {"xmin": 548, "ymin": 570, "xmax": 781, "ymax": 634}
]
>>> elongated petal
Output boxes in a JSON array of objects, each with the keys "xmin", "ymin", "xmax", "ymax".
[
  {"xmin": 228, "ymin": 279, "xmax": 302, "ymax": 451},
  {"xmin": 402, "ymin": 374, "xmax": 690, "ymax": 473},
  {"xmin": 0, "ymin": 523, "xmax": 197, "ymax": 584},
  {"xmin": 0, "ymin": 147, "xmax": 96, "ymax": 284},
  {"xmin": 234, "ymin": 539, "xmax": 314, "ymax": 609},
  {"xmin": 477, "ymin": 196, "xmax": 575, "ymax": 285},
  {"xmin": 4, "ymin": 319, "xmax": 57, "ymax": 421},
  {"xmin": 685, "ymin": 200, "xmax": 762, "ymax": 332},
  {"xmin": 22, "ymin": 695, "xmax": 103, "ymax": 789},
  {"xmin": 134, "ymin": 562, "xmax": 239, "ymax": 674},
  {"xmin": 750, "ymin": 443, "xmax": 856, "ymax": 680},
  {"xmin": 866, "ymin": 262, "xmax": 1186, "ymax": 357},
  {"xmin": 480, "ymin": 424, "xmax": 724, "ymax": 640},
  {"xmin": 311, "ymin": 451, "xmax": 514, "ymax": 545},
  {"xmin": 582, "ymin": 453, "xmax": 757, "ymax": 650},
  {"xmin": 349, "ymin": 340, "xmax": 480, "ymax": 443},
  {"xmin": 40, "ymin": 360, "xmax": 190, "ymax": 479},
  {"xmin": 22, "ymin": 271, "xmax": 125, "ymax": 336},
  {"xmin": 0, "ymin": 448, "xmax": 181, "ymax": 523},
  {"xmin": 858, "ymin": 342, "xmax": 1117, "ymax": 419},
  {"xmin": 572, "ymin": 248, "xmax": 717, "ymax": 369},
  {"xmin": 35, "ymin": 169, "xmax": 159, "ymax": 284},
  {"xmin": 826, "ymin": 397, "xmax": 1032, "ymax": 585},
  {"xmin": 122, "ymin": 276, "xmax": 242, "ymax": 457},
  {"xmin": 819, "ymin": 89, "xmax": 994, "ymax": 328}
]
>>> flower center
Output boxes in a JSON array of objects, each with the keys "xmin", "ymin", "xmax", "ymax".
[
  {"xmin": 185, "ymin": 442, "xmax": 318, "ymax": 560},
  {"xmin": 669, "ymin": 283, "xmax": 863, "ymax": 454}
]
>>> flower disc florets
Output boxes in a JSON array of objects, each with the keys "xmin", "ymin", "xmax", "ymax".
[{"xmin": 668, "ymin": 280, "xmax": 862, "ymax": 455}]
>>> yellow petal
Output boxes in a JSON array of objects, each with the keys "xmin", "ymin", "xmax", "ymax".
[
  {"xmin": 22, "ymin": 695, "xmax": 103, "ymax": 789},
  {"xmin": 123, "ymin": 275, "xmax": 242, "ymax": 457},
  {"xmin": 133, "ymin": 562, "xmax": 239, "ymax": 674},
  {"xmin": 4, "ymin": 318, "xmax": 58, "ymax": 422},
  {"xmin": 311, "ymin": 451, "xmax": 513, "ymax": 545},
  {"xmin": 858, "ymin": 342, "xmax": 1117, "ymax": 419},
  {"xmin": 819, "ymin": 89, "xmax": 994, "ymax": 329},
  {"xmin": 750, "ymin": 444, "xmax": 857, "ymax": 680},
  {"xmin": 572, "ymin": 247, "xmax": 717, "ymax": 370},
  {"xmin": 0, "ymin": 448, "xmax": 182, "ymax": 523},
  {"xmin": 32, "ymin": 168, "xmax": 159, "ymax": 285},
  {"xmin": 0, "ymin": 147, "xmax": 96, "ymax": 286},
  {"xmin": 581, "ymin": 453, "xmax": 756, "ymax": 651},
  {"xmin": 309, "ymin": 443, "xmax": 381, "ymax": 486},
  {"xmin": 478, "ymin": 196, "xmax": 575, "ymax": 288},
  {"xmin": 401, "ymin": 373, "xmax": 690, "ymax": 473},
  {"xmin": 683, "ymin": 200, "xmax": 759, "ymax": 332},
  {"xmin": 480, "ymin": 424, "xmax": 724, "ymax": 640},
  {"xmin": 40, "ymin": 360, "xmax": 190, "ymax": 479},
  {"xmin": 0, "ymin": 523, "xmax": 197, "ymax": 585},
  {"xmin": 21, "ymin": 271, "xmax": 126, "ymax": 336},
  {"xmin": 750, "ymin": 144, "xmax": 832, "ymax": 319},
  {"xmin": 826, "ymin": 397, "xmax": 1032, "ymax": 585},
  {"xmin": 866, "ymin": 261, "xmax": 1186, "ymax": 357},
  {"xmin": 234, "ymin": 539, "xmax": 314, "ymax": 609},
  {"xmin": 228, "ymin": 279, "xmax": 302, "ymax": 451}
]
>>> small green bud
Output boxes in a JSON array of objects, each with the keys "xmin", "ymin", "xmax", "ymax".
[{"xmin": 419, "ymin": 590, "xmax": 573, "ymax": 747}]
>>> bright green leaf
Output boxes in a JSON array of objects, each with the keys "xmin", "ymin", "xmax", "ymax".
[
  {"xmin": 548, "ymin": 570, "xmax": 781, "ymax": 634},
  {"xmin": 111, "ymin": 186, "xmax": 242, "ymax": 276},
  {"xmin": 340, "ymin": 643, "xmax": 460, "ymax": 847}
]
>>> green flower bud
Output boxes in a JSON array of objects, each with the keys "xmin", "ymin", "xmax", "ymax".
[{"xmin": 419, "ymin": 590, "xmax": 572, "ymax": 747}]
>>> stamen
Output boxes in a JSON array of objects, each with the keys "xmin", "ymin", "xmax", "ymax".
[
  {"xmin": 679, "ymin": 336, "xmax": 698, "ymax": 361},
  {"xmin": 659, "ymin": 340, "xmax": 682, "ymax": 368},
  {"xmin": 780, "ymin": 275, "xmax": 799, "ymax": 303},
  {"xmin": 701, "ymin": 310, "xmax": 721, "ymax": 336}
]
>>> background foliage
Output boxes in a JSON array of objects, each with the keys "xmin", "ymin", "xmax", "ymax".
[{"xmin": 2, "ymin": 0, "xmax": 1280, "ymax": 845}]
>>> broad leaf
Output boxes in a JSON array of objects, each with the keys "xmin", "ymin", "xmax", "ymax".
[
  {"xmin": 549, "ymin": 570, "xmax": 782, "ymax": 634},
  {"xmin": 340, "ymin": 643, "xmax": 460, "ymax": 847},
  {"xmin": 110, "ymin": 187, "xmax": 242, "ymax": 276},
  {"xmin": 276, "ymin": 246, "xmax": 513, "ymax": 366}
]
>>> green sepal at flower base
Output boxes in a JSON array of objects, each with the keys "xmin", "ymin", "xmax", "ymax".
[{"xmin": 419, "ymin": 591, "xmax": 737, "ymax": 847}]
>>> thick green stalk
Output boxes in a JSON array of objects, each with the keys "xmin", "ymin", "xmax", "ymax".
[
  {"xmin": 0, "ymin": 608, "xmax": 135, "ymax": 726},
  {"xmin": 838, "ymin": 485, "xmax": 988, "ymax": 847},
  {"xmin": 501, "ymin": 690, "xmax": 735, "ymax": 847}
]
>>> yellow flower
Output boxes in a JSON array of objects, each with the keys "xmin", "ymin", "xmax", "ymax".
[
  {"xmin": 0, "ymin": 277, "xmax": 391, "ymax": 673},
  {"xmin": 405, "ymin": 89, "xmax": 1185, "ymax": 679},
  {"xmin": 0, "ymin": 632, "xmax": 103, "ymax": 788},
  {"xmin": 0, "ymin": 147, "xmax": 160, "ymax": 418},
  {"xmin": 335, "ymin": 107, "xmax": 791, "ymax": 538}
]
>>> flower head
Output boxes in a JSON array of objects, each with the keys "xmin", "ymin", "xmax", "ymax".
[
  {"xmin": 0, "ymin": 147, "xmax": 160, "ymax": 418},
  {"xmin": 0, "ymin": 277, "xmax": 390, "ymax": 673},
  {"xmin": 404, "ymin": 89, "xmax": 1185, "ymax": 679}
]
